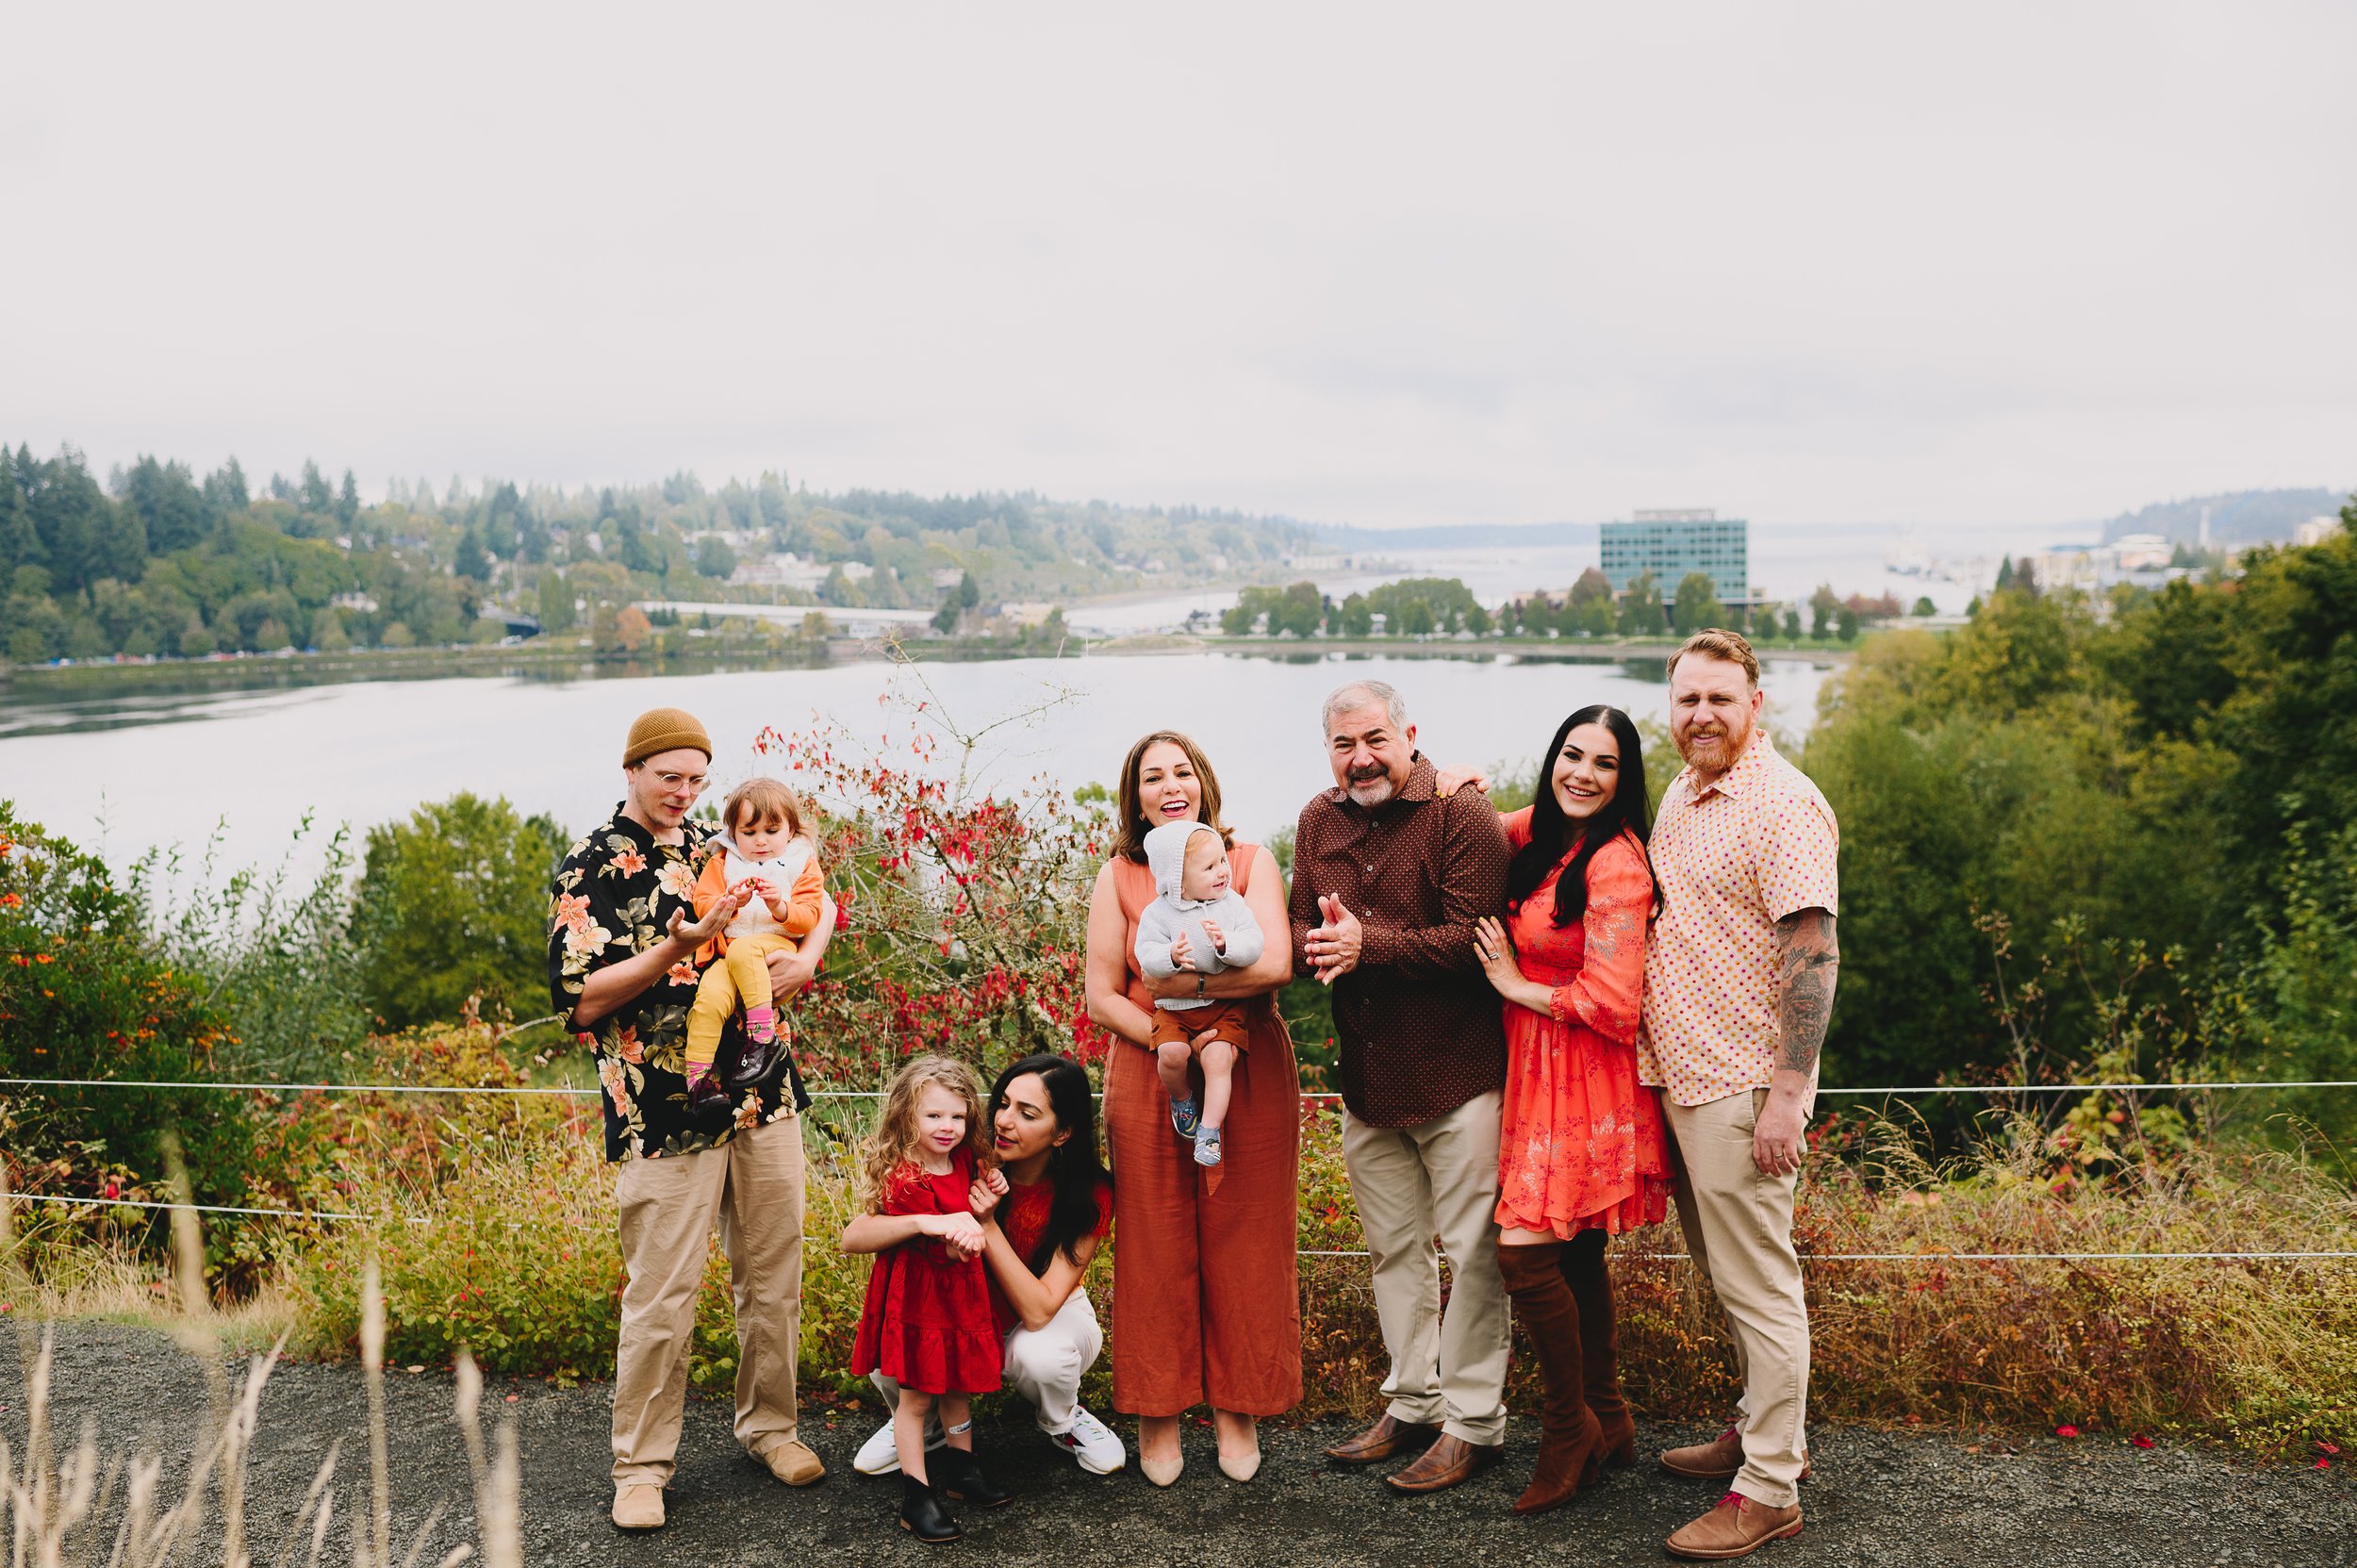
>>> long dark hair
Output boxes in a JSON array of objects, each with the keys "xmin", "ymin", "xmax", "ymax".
[
  {"xmin": 1505, "ymin": 704, "xmax": 1656, "ymax": 928},
  {"xmin": 987, "ymin": 1053, "xmax": 1112, "ymax": 1273}
]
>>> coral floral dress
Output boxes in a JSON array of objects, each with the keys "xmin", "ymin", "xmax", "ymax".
[
  {"xmin": 1494, "ymin": 807, "xmax": 1673, "ymax": 1237},
  {"xmin": 849, "ymin": 1151, "xmax": 1004, "ymax": 1395}
]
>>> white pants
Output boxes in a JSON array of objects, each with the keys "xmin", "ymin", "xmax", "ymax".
[{"xmin": 870, "ymin": 1289, "xmax": 1103, "ymax": 1435}]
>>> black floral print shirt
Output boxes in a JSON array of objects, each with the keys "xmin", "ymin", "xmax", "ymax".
[{"xmin": 548, "ymin": 805, "xmax": 809, "ymax": 1162}]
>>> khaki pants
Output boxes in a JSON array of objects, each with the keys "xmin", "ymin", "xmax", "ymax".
[
  {"xmin": 1342, "ymin": 1089, "xmax": 1510, "ymax": 1445},
  {"xmin": 872, "ymin": 1288, "xmax": 1104, "ymax": 1435},
  {"xmin": 611, "ymin": 1114, "xmax": 805, "ymax": 1486},
  {"xmin": 1664, "ymin": 1088, "xmax": 1809, "ymax": 1509}
]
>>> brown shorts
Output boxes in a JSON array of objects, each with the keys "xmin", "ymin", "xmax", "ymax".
[{"xmin": 1148, "ymin": 999, "xmax": 1253, "ymax": 1055}]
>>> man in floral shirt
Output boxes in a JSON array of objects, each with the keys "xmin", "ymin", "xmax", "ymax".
[{"xmin": 549, "ymin": 706, "xmax": 833, "ymax": 1531}]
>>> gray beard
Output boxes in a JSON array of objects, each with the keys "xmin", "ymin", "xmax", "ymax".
[{"xmin": 1346, "ymin": 776, "xmax": 1396, "ymax": 808}]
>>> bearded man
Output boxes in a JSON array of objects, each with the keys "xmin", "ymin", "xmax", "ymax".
[{"xmin": 1642, "ymin": 631, "xmax": 1841, "ymax": 1561}]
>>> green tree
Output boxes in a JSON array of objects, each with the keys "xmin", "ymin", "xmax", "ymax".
[
  {"xmin": 695, "ymin": 536, "xmax": 737, "ymax": 579},
  {"xmin": 299, "ymin": 459, "xmax": 334, "ymax": 513},
  {"xmin": 1782, "ymin": 607, "xmax": 1803, "ymax": 641},
  {"xmin": 1809, "ymin": 584, "xmax": 1840, "ymax": 638},
  {"xmin": 353, "ymin": 794, "xmax": 573, "ymax": 1029},
  {"xmin": 1671, "ymin": 571, "xmax": 1725, "ymax": 635},
  {"xmin": 1616, "ymin": 572, "xmax": 1667, "ymax": 636},
  {"xmin": 1912, "ymin": 596, "xmax": 1937, "ymax": 617},
  {"xmin": 202, "ymin": 457, "xmax": 250, "ymax": 520},
  {"xmin": 931, "ymin": 600, "xmax": 961, "ymax": 634},
  {"xmin": 0, "ymin": 447, "xmax": 37, "ymax": 573},
  {"xmin": 121, "ymin": 455, "xmax": 208, "ymax": 554},
  {"xmin": 1333, "ymin": 591, "xmax": 1373, "ymax": 637},
  {"xmin": 336, "ymin": 470, "xmax": 361, "ymax": 527},
  {"xmin": 1837, "ymin": 607, "xmax": 1860, "ymax": 642},
  {"xmin": 1274, "ymin": 580, "xmax": 1324, "ymax": 637},
  {"xmin": 453, "ymin": 527, "xmax": 491, "ymax": 584},
  {"xmin": 536, "ymin": 568, "xmax": 575, "ymax": 632}
]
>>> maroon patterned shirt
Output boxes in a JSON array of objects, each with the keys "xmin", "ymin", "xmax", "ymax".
[{"xmin": 1288, "ymin": 752, "xmax": 1510, "ymax": 1127}]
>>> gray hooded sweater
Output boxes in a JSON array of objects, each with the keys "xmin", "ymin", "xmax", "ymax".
[{"xmin": 1134, "ymin": 820, "xmax": 1265, "ymax": 1012}]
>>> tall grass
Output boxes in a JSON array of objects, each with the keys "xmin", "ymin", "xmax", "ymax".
[
  {"xmin": 265, "ymin": 1092, "xmax": 2357, "ymax": 1457},
  {"xmin": 0, "ymin": 1157, "xmax": 523, "ymax": 1567}
]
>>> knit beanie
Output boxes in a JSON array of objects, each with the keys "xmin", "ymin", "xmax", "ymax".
[{"xmin": 622, "ymin": 706, "xmax": 713, "ymax": 767}]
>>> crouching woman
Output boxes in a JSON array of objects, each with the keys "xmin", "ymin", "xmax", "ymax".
[{"xmin": 853, "ymin": 1054, "xmax": 1122, "ymax": 1485}]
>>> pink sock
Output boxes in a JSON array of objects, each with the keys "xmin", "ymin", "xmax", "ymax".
[{"xmin": 744, "ymin": 1005, "xmax": 777, "ymax": 1044}]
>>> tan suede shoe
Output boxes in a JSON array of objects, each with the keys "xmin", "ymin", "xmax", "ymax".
[
  {"xmin": 1660, "ymin": 1428, "xmax": 1812, "ymax": 1482},
  {"xmin": 752, "ymin": 1438, "xmax": 827, "ymax": 1487},
  {"xmin": 611, "ymin": 1483, "xmax": 666, "ymax": 1531},
  {"xmin": 1666, "ymin": 1493, "xmax": 1804, "ymax": 1560}
]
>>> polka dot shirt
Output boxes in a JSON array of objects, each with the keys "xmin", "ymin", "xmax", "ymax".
[{"xmin": 1639, "ymin": 729, "xmax": 1840, "ymax": 1109}]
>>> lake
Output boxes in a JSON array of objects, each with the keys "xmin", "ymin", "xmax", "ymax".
[{"xmin": 2, "ymin": 648, "xmax": 1831, "ymax": 881}]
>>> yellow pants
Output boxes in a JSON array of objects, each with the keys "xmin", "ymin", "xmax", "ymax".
[{"xmin": 685, "ymin": 931, "xmax": 799, "ymax": 1072}]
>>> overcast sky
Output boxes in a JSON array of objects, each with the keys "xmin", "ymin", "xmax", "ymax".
[{"xmin": 8, "ymin": 3, "xmax": 2351, "ymax": 531}]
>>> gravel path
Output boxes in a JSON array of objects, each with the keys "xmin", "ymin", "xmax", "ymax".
[{"xmin": 5, "ymin": 1322, "xmax": 2349, "ymax": 1567}]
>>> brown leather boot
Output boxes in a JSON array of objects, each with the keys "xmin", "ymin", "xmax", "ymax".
[
  {"xmin": 1497, "ymin": 1242, "xmax": 1605, "ymax": 1514},
  {"xmin": 1559, "ymin": 1230, "xmax": 1636, "ymax": 1468}
]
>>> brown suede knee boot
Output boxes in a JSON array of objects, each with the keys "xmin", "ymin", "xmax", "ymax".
[
  {"xmin": 1559, "ymin": 1229, "xmax": 1636, "ymax": 1468},
  {"xmin": 1498, "ymin": 1242, "xmax": 1605, "ymax": 1514}
]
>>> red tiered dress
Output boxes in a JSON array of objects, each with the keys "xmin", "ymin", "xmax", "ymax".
[
  {"xmin": 1494, "ymin": 807, "xmax": 1673, "ymax": 1237},
  {"xmin": 849, "ymin": 1150, "xmax": 1004, "ymax": 1395}
]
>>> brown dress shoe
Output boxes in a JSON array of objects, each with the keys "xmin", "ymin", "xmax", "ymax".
[
  {"xmin": 1666, "ymin": 1493, "xmax": 1803, "ymax": 1560},
  {"xmin": 1384, "ymin": 1433, "xmax": 1502, "ymax": 1494},
  {"xmin": 1660, "ymin": 1428, "xmax": 1811, "ymax": 1483},
  {"xmin": 1326, "ymin": 1413, "xmax": 1437, "ymax": 1465}
]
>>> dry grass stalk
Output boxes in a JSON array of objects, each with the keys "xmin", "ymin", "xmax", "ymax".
[{"xmin": 0, "ymin": 1181, "xmax": 521, "ymax": 1567}]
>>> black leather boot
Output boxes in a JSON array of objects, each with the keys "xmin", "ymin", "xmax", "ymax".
[
  {"xmin": 932, "ymin": 1444, "xmax": 1012, "ymax": 1508},
  {"xmin": 898, "ymin": 1473, "xmax": 960, "ymax": 1543}
]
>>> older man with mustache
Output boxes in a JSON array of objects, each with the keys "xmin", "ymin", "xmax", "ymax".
[
  {"xmin": 1643, "ymin": 631, "xmax": 1841, "ymax": 1561},
  {"xmin": 1290, "ymin": 680, "xmax": 1514, "ymax": 1494}
]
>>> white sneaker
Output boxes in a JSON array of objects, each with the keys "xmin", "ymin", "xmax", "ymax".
[
  {"xmin": 851, "ymin": 1419, "xmax": 944, "ymax": 1477},
  {"xmin": 1047, "ymin": 1406, "xmax": 1127, "ymax": 1475}
]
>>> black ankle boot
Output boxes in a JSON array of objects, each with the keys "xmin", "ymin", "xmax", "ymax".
[
  {"xmin": 685, "ymin": 1071, "xmax": 734, "ymax": 1126},
  {"xmin": 932, "ymin": 1444, "xmax": 1012, "ymax": 1508},
  {"xmin": 898, "ymin": 1474, "xmax": 960, "ymax": 1543}
]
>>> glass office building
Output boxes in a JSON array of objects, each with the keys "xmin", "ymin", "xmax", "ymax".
[{"xmin": 1600, "ymin": 509, "xmax": 1749, "ymax": 600}]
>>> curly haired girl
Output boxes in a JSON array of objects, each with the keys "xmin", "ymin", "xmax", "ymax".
[{"xmin": 842, "ymin": 1054, "xmax": 1010, "ymax": 1542}]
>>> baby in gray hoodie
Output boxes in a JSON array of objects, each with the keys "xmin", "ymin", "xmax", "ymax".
[{"xmin": 1134, "ymin": 820, "xmax": 1265, "ymax": 1167}]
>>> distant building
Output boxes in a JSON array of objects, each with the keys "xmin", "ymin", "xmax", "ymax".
[
  {"xmin": 2294, "ymin": 515, "xmax": 2344, "ymax": 548},
  {"xmin": 1600, "ymin": 509, "xmax": 1749, "ymax": 601}
]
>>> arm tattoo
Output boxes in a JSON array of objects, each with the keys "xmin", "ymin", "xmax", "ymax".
[{"xmin": 1772, "ymin": 908, "xmax": 1839, "ymax": 1075}]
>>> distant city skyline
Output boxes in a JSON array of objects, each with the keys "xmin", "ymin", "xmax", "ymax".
[{"xmin": 8, "ymin": 5, "xmax": 2352, "ymax": 533}]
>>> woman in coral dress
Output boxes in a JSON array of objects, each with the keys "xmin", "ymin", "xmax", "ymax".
[{"xmin": 1472, "ymin": 703, "xmax": 1673, "ymax": 1515}]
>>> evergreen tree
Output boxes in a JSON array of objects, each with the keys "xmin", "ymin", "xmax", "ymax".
[
  {"xmin": 453, "ymin": 527, "xmax": 492, "ymax": 584},
  {"xmin": 203, "ymin": 457, "xmax": 250, "ymax": 520},
  {"xmin": 0, "ymin": 448, "xmax": 39, "ymax": 573},
  {"xmin": 300, "ymin": 460, "xmax": 333, "ymax": 513},
  {"xmin": 123, "ymin": 455, "xmax": 208, "ymax": 553},
  {"xmin": 336, "ymin": 470, "xmax": 360, "ymax": 527}
]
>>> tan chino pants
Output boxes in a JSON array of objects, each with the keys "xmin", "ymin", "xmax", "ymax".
[
  {"xmin": 1341, "ymin": 1089, "xmax": 1511, "ymax": 1446},
  {"xmin": 611, "ymin": 1114, "xmax": 806, "ymax": 1487},
  {"xmin": 1664, "ymin": 1087, "xmax": 1810, "ymax": 1509}
]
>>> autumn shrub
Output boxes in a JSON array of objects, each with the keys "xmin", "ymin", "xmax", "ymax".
[{"xmin": 0, "ymin": 802, "xmax": 257, "ymax": 1218}]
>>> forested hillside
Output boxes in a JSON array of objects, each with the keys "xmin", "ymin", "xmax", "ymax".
[{"xmin": 0, "ymin": 445, "xmax": 1320, "ymax": 662}]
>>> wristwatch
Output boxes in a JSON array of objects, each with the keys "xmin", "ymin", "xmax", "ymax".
[{"xmin": 1195, "ymin": 972, "xmax": 1208, "ymax": 999}]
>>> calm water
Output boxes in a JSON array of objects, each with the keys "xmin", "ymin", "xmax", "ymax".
[{"xmin": 3, "ymin": 650, "xmax": 1828, "ymax": 880}]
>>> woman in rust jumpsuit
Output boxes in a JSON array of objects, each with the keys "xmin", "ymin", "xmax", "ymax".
[{"xmin": 1084, "ymin": 729, "xmax": 1302, "ymax": 1485}]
